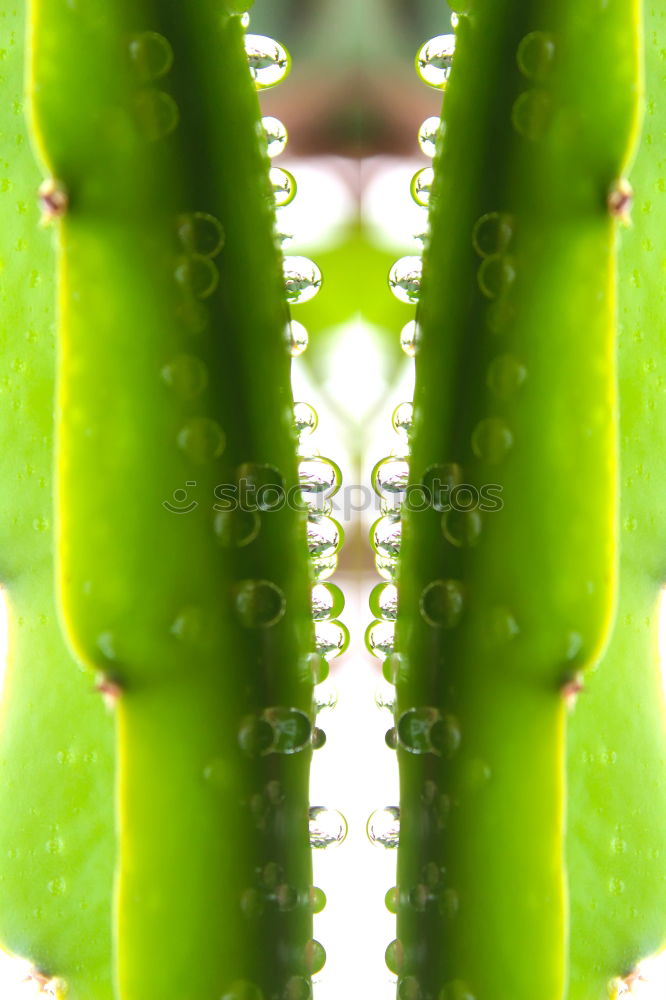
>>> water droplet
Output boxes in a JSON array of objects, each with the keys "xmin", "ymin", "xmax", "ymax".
[
  {"xmin": 177, "ymin": 417, "xmax": 225, "ymax": 463},
  {"xmin": 309, "ymin": 806, "xmax": 348, "ymax": 848},
  {"xmin": 416, "ymin": 34, "xmax": 456, "ymax": 89},
  {"xmin": 314, "ymin": 679, "xmax": 339, "ymax": 712},
  {"xmin": 236, "ymin": 462, "xmax": 285, "ymax": 511},
  {"xmin": 366, "ymin": 620, "xmax": 396, "ymax": 659},
  {"xmin": 312, "ymin": 553, "xmax": 338, "ymax": 580},
  {"xmin": 471, "ymin": 417, "xmax": 513, "ymax": 464},
  {"xmin": 135, "ymin": 89, "xmax": 180, "ymax": 141},
  {"xmin": 238, "ymin": 715, "xmax": 275, "ymax": 755},
  {"xmin": 472, "ymin": 212, "xmax": 514, "ymax": 258},
  {"xmin": 260, "ymin": 115, "xmax": 288, "ymax": 157},
  {"xmin": 421, "ymin": 462, "xmax": 463, "ymax": 511},
  {"xmin": 240, "ymin": 887, "xmax": 265, "ymax": 918},
  {"xmin": 293, "ymin": 401, "xmax": 318, "ymax": 438},
  {"xmin": 311, "ymin": 727, "xmax": 326, "ymax": 749},
  {"xmin": 307, "ymin": 514, "xmax": 344, "ymax": 558},
  {"xmin": 392, "ymin": 404, "xmax": 413, "ymax": 443},
  {"xmin": 486, "ymin": 353, "xmax": 527, "ymax": 399},
  {"xmin": 511, "ymin": 88, "xmax": 552, "ymax": 141},
  {"xmin": 299, "ymin": 456, "xmax": 342, "ymax": 498},
  {"xmin": 367, "ymin": 806, "xmax": 400, "ymax": 848},
  {"xmin": 274, "ymin": 883, "xmax": 299, "ymax": 911},
  {"xmin": 177, "ymin": 296, "xmax": 209, "ymax": 334},
  {"xmin": 310, "ymin": 886, "xmax": 327, "ymax": 912},
  {"xmin": 383, "ymin": 651, "xmax": 408, "ymax": 685},
  {"xmin": 369, "ymin": 581, "xmax": 398, "ymax": 620},
  {"xmin": 312, "ymin": 582, "xmax": 345, "ymax": 621},
  {"xmin": 517, "ymin": 31, "xmax": 556, "ymax": 82},
  {"xmin": 214, "ymin": 509, "xmax": 260, "ymax": 548},
  {"xmin": 385, "ymin": 886, "xmax": 399, "ymax": 913},
  {"xmin": 398, "ymin": 977, "xmax": 422, "ymax": 1000},
  {"xmin": 477, "ymin": 254, "xmax": 516, "ymax": 299},
  {"xmin": 283, "ymin": 977, "xmax": 312, "ymax": 1000},
  {"xmin": 129, "ymin": 31, "xmax": 174, "ymax": 82},
  {"xmin": 376, "ymin": 554, "xmax": 399, "ymax": 581},
  {"xmin": 398, "ymin": 706, "xmax": 444, "ymax": 755},
  {"xmin": 265, "ymin": 707, "xmax": 312, "ymax": 754},
  {"xmin": 418, "ymin": 116, "xmax": 442, "ymax": 157},
  {"xmin": 47, "ymin": 876, "xmax": 66, "ymax": 896},
  {"xmin": 314, "ymin": 620, "xmax": 350, "ymax": 659},
  {"xmin": 389, "ymin": 256, "xmax": 423, "ymax": 304},
  {"xmin": 419, "ymin": 579, "xmax": 465, "ymax": 628},
  {"xmin": 244, "ymin": 34, "xmax": 290, "ymax": 89},
  {"xmin": 442, "ymin": 509, "xmax": 483, "ymax": 547},
  {"xmin": 371, "ymin": 514, "xmax": 402, "ymax": 559},
  {"xmin": 385, "ymin": 727, "xmax": 398, "ymax": 749},
  {"xmin": 372, "ymin": 456, "xmax": 409, "ymax": 498},
  {"xmin": 286, "ymin": 319, "xmax": 309, "ymax": 356},
  {"xmin": 221, "ymin": 981, "xmax": 264, "ymax": 1000},
  {"xmin": 400, "ymin": 319, "xmax": 421, "ymax": 357},
  {"xmin": 234, "ymin": 580, "xmax": 286, "ymax": 628},
  {"xmin": 385, "ymin": 939, "xmax": 404, "ymax": 975},
  {"xmin": 303, "ymin": 939, "xmax": 326, "ymax": 975},
  {"xmin": 439, "ymin": 887, "xmax": 460, "ymax": 918},
  {"xmin": 270, "ymin": 166, "xmax": 297, "ymax": 207},
  {"xmin": 161, "ymin": 353, "xmax": 208, "ymax": 400},
  {"xmin": 303, "ymin": 651, "xmax": 329, "ymax": 684},
  {"xmin": 177, "ymin": 212, "xmax": 225, "ymax": 258},
  {"xmin": 260, "ymin": 861, "xmax": 283, "ymax": 889},
  {"xmin": 283, "ymin": 256, "xmax": 322, "ymax": 304},
  {"xmin": 175, "ymin": 254, "xmax": 219, "ymax": 299},
  {"xmin": 411, "ymin": 167, "xmax": 435, "ymax": 208}
]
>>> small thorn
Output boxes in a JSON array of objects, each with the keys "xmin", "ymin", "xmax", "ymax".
[
  {"xmin": 38, "ymin": 178, "xmax": 68, "ymax": 225},
  {"xmin": 23, "ymin": 968, "xmax": 64, "ymax": 996},
  {"xmin": 561, "ymin": 671, "xmax": 584, "ymax": 708},
  {"xmin": 611, "ymin": 968, "xmax": 645, "ymax": 997},
  {"xmin": 608, "ymin": 179, "xmax": 633, "ymax": 225},
  {"xmin": 94, "ymin": 672, "xmax": 123, "ymax": 709}
]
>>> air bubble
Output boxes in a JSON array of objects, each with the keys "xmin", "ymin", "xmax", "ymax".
[
  {"xmin": 471, "ymin": 417, "xmax": 513, "ymax": 464},
  {"xmin": 177, "ymin": 212, "xmax": 225, "ymax": 258},
  {"xmin": 309, "ymin": 806, "xmax": 348, "ymax": 848},
  {"xmin": 418, "ymin": 116, "xmax": 442, "ymax": 157},
  {"xmin": 244, "ymin": 34, "xmax": 290, "ymax": 89},
  {"xmin": 135, "ymin": 89, "xmax": 179, "ymax": 141},
  {"xmin": 477, "ymin": 254, "xmax": 516, "ymax": 299},
  {"xmin": 161, "ymin": 353, "xmax": 208, "ymax": 400},
  {"xmin": 234, "ymin": 579, "xmax": 286, "ymax": 628},
  {"xmin": 312, "ymin": 553, "xmax": 338, "ymax": 580},
  {"xmin": 175, "ymin": 254, "xmax": 219, "ymax": 299},
  {"xmin": 270, "ymin": 167, "xmax": 297, "ymax": 207},
  {"xmin": 511, "ymin": 88, "xmax": 552, "ymax": 141},
  {"xmin": 283, "ymin": 256, "xmax": 322, "ymax": 304},
  {"xmin": 372, "ymin": 456, "xmax": 409, "ymax": 497},
  {"xmin": 260, "ymin": 115, "xmax": 288, "ymax": 157},
  {"xmin": 472, "ymin": 212, "xmax": 514, "ymax": 258},
  {"xmin": 286, "ymin": 319, "xmax": 309, "ymax": 356},
  {"xmin": 307, "ymin": 514, "xmax": 344, "ymax": 558},
  {"xmin": 442, "ymin": 509, "xmax": 483, "ymax": 547},
  {"xmin": 312, "ymin": 583, "xmax": 345, "ymax": 621},
  {"xmin": 517, "ymin": 31, "xmax": 556, "ymax": 82},
  {"xmin": 417, "ymin": 34, "xmax": 456, "ymax": 88},
  {"xmin": 366, "ymin": 620, "xmax": 396, "ymax": 659},
  {"xmin": 486, "ymin": 354, "xmax": 527, "ymax": 399},
  {"xmin": 214, "ymin": 509, "xmax": 260, "ymax": 548},
  {"xmin": 129, "ymin": 31, "xmax": 174, "ymax": 82},
  {"xmin": 392, "ymin": 402, "xmax": 413, "ymax": 440},
  {"xmin": 177, "ymin": 417, "xmax": 225, "ymax": 463},
  {"xmin": 400, "ymin": 319, "xmax": 421, "ymax": 357},
  {"xmin": 367, "ymin": 806, "xmax": 400, "ymax": 848},
  {"xmin": 389, "ymin": 256, "xmax": 423, "ymax": 304},
  {"xmin": 314, "ymin": 620, "xmax": 350, "ymax": 659},
  {"xmin": 369, "ymin": 581, "xmax": 398, "ymax": 620},
  {"xmin": 419, "ymin": 579, "xmax": 465, "ymax": 628},
  {"xmin": 293, "ymin": 401, "xmax": 318, "ymax": 437},
  {"xmin": 299, "ymin": 456, "xmax": 342, "ymax": 498},
  {"xmin": 411, "ymin": 167, "xmax": 435, "ymax": 207},
  {"xmin": 264, "ymin": 707, "xmax": 312, "ymax": 754}
]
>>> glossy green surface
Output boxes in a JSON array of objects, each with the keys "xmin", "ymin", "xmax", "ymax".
[
  {"xmin": 30, "ymin": 3, "xmax": 314, "ymax": 997},
  {"xmin": 567, "ymin": 4, "xmax": 666, "ymax": 995},
  {"xmin": 395, "ymin": 2, "xmax": 639, "ymax": 998},
  {"xmin": 0, "ymin": 6, "xmax": 114, "ymax": 997}
]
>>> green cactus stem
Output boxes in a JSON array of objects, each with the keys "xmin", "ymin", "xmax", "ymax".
[
  {"xmin": 390, "ymin": 2, "xmax": 650, "ymax": 999},
  {"xmin": 20, "ymin": 3, "xmax": 321, "ymax": 998}
]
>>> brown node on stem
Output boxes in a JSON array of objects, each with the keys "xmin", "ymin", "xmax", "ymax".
[
  {"xmin": 561, "ymin": 671, "xmax": 585, "ymax": 709},
  {"xmin": 22, "ymin": 967, "xmax": 65, "ymax": 996},
  {"xmin": 607, "ymin": 178, "xmax": 633, "ymax": 225},
  {"xmin": 38, "ymin": 178, "xmax": 68, "ymax": 224},
  {"xmin": 94, "ymin": 671, "xmax": 123, "ymax": 709}
]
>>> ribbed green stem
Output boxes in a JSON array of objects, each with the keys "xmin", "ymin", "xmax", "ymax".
[
  {"xmin": 29, "ymin": 3, "xmax": 314, "ymax": 997},
  {"xmin": 395, "ymin": 2, "xmax": 639, "ymax": 998}
]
